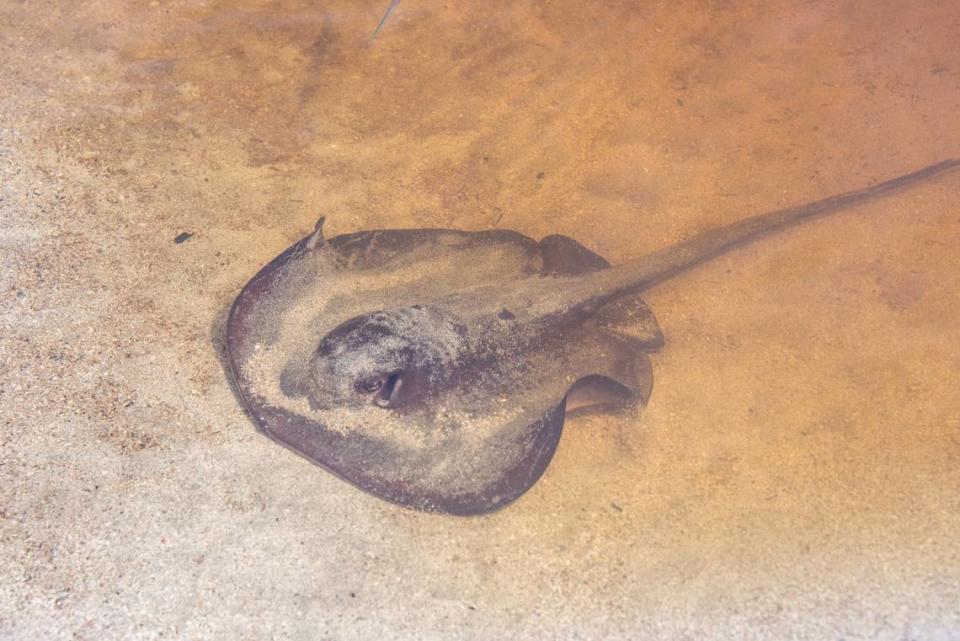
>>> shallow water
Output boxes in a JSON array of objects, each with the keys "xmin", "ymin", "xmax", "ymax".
[{"xmin": 2, "ymin": 1, "xmax": 959, "ymax": 639}]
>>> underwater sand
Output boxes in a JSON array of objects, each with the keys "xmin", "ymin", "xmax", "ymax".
[{"xmin": 2, "ymin": 1, "xmax": 959, "ymax": 639}]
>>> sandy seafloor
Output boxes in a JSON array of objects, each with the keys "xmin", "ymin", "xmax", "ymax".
[{"xmin": 2, "ymin": 1, "xmax": 959, "ymax": 639}]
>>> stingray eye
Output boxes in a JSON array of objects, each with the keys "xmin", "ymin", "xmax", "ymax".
[{"xmin": 359, "ymin": 377, "xmax": 383, "ymax": 393}]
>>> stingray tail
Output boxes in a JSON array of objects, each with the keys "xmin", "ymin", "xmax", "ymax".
[{"xmin": 611, "ymin": 158, "xmax": 960, "ymax": 294}]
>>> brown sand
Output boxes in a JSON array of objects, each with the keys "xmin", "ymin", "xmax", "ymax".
[{"xmin": 2, "ymin": 1, "xmax": 959, "ymax": 639}]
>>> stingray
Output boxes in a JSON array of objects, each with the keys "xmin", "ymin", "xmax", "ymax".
[{"xmin": 225, "ymin": 159, "xmax": 959, "ymax": 515}]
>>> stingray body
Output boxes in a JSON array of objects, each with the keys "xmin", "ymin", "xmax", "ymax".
[{"xmin": 226, "ymin": 159, "xmax": 959, "ymax": 515}]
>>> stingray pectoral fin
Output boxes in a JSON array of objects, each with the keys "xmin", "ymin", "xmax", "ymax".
[
  {"xmin": 565, "ymin": 351, "xmax": 654, "ymax": 413},
  {"xmin": 565, "ymin": 375, "xmax": 635, "ymax": 412},
  {"xmin": 593, "ymin": 296, "xmax": 665, "ymax": 351},
  {"xmin": 538, "ymin": 234, "xmax": 611, "ymax": 275},
  {"xmin": 305, "ymin": 216, "xmax": 326, "ymax": 250},
  {"xmin": 562, "ymin": 332, "xmax": 654, "ymax": 414}
]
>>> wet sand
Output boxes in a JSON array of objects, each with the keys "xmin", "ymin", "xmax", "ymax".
[{"xmin": 2, "ymin": 1, "xmax": 959, "ymax": 639}]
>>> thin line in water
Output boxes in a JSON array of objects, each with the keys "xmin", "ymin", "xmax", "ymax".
[{"xmin": 371, "ymin": 0, "xmax": 401, "ymax": 41}]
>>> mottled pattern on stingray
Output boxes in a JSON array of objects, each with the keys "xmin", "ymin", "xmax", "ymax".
[{"xmin": 226, "ymin": 225, "xmax": 657, "ymax": 514}]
